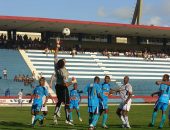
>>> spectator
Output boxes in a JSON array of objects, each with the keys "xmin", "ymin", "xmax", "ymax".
[
  {"xmin": 18, "ymin": 89, "xmax": 23, "ymax": 107},
  {"xmin": 3, "ymin": 68, "xmax": 7, "ymax": 79},
  {"xmin": 32, "ymin": 71, "xmax": 36, "ymax": 80},
  {"xmin": 70, "ymin": 48, "xmax": 77, "ymax": 57},
  {"xmin": 14, "ymin": 75, "xmax": 18, "ymax": 82},
  {"xmin": 44, "ymin": 47, "xmax": 49, "ymax": 56},
  {"xmin": 5, "ymin": 88, "xmax": 10, "ymax": 97}
]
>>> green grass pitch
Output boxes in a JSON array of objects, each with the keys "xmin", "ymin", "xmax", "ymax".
[{"xmin": 0, "ymin": 105, "xmax": 169, "ymax": 130}]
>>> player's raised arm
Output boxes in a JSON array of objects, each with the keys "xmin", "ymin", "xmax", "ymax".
[
  {"xmin": 51, "ymin": 38, "xmax": 60, "ymax": 88},
  {"xmin": 49, "ymin": 73, "xmax": 55, "ymax": 88},
  {"xmin": 156, "ymin": 81, "xmax": 170, "ymax": 86},
  {"xmin": 54, "ymin": 38, "xmax": 60, "ymax": 63}
]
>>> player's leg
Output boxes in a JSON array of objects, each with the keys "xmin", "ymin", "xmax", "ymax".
[
  {"xmin": 54, "ymin": 85, "xmax": 62, "ymax": 118},
  {"xmin": 64, "ymin": 88, "xmax": 73, "ymax": 125},
  {"xmin": 122, "ymin": 110, "xmax": 130, "ymax": 128},
  {"xmin": 116, "ymin": 103, "xmax": 126, "ymax": 127},
  {"xmin": 20, "ymin": 99, "xmax": 23, "ymax": 108},
  {"xmin": 76, "ymin": 108, "xmax": 82, "ymax": 122},
  {"xmin": 102, "ymin": 109, "xmax": 108, "ymax": 128},
  {"xmin": 32, "ymin": 105, "xmax": 44, "ymax": 126},
  {"xmin": 31, "ymin": 104, "xmax": 37, "ymax": 125},
  {"xmin": 41, "ymin": 105, "xmax": 48, "ymax": 120},
  {"xmin": 169, "ymin": 108, "xmax": 170, "ymax": 125},
  {"xmin": 43, "ymin": 111, "xmax": 48, "ymax": 117},
  {"xmin": 53, "ymin": 86, "xmax": 62, "ymax": 124},
  {"xmin": 88, "ymin": 106, "xmax": 93, "ymax": 125},
  {"xmin": 54, "ymin": 87, "xmax": 62, "ymax": 117},
  {"xmin": 89, "ymin": 106, "xmax": 100, "ymax": 129},
  {"xmin": 69, "ymin": 104, "xmax": 73, "ymax": 122},
  {"xmin": 159, "ymin": 110, "xmax": 166, "ymax": 129},
  {"xmin": 122, "ymin": 101, "xmax": 131, "ymax": 128},
  {"xmin": 31, "ymin": 109, "xmax": 35, "ymax": 125},
  {"xmin": 64, "ymin": 104, "xmax": 70, "ymax": 121},
  {"xmin": 149, "ymin": 101, "xmax": 160, "ymax": 127},
  {"xmin": 53, "ymin": 104, "xmax": 60, "ymax": 124},
  {"xmin": 74, "ymin": 102, "xmax": 82, "ymax": 122},
  {"xmin": 54, "ymin": 102, "xmax": 62, "ymax": 117},
  {"xmin": 101, "ymin": 102, "xmax": 108, "ymax": 128},
  {"xmin": 158, "ymin": 103, "xmax": 168, "ymax": 129},
  {"xmin": 64, "ymin": 89, "xmax": 70, "ymax": 122}
]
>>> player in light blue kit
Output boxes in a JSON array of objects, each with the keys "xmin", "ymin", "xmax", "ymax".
[
  {"xmin": 149, "ymin": 74, "xmax": 170, "ymax": 129},
  {"xmin": 69, "ymin": 83, "xmax": 83, "ymax": 122},
  {"xmin": 99, "ymin": 75, "xmax": 112, "ymax": 129},
  {"xmin": 84, "ymin": 76, "xmax": 102, "ymax": 130},
  {"xmin": 29, "ymin": 77, "xmax": 48, "ymax": 127}
]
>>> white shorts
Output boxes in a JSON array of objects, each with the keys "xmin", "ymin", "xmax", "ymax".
[
  {"xmin": 18, "ymin": 99, "xmax": 23, "ymax": 104},
  {"xmin": 41, "ymin": 106, "xmax": 48, "ymax": 112},
  {"xmin": 118, "ymin": 99, "xmax": 132, "ymax": 112}
]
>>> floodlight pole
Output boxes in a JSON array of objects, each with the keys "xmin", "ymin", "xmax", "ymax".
[{"xmin": 131, "ymin": 0, "xmax": 142, "ymax": 25}]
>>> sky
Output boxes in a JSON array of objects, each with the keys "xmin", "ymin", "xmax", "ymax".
[{"xmin": 0, "ymin": 0, "xmax": 170, "ymax": 26}]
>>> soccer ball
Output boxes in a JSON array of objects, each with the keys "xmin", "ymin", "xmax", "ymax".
[{"xmin": 62, "ymin": 28, "xmax": 70, "ymax": 36}]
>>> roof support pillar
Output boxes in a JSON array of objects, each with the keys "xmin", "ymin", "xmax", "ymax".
[
  {"xmin": 41, "ymin": 31, "xmax": 51, "ymax": 45},
  {"xmin": 7, "ymin": 30, "xmax": 12, "ymax": 40},
  {"xmin": 107, "ymin": 35, "xmax": 112, "ymax": 44},
  {"xmin": 78, "ymin": 33, "xmax": 82, "ymax": 42},
  {"xmin": 7, "ymin": 30, "xmax": 16, "ymax": 41},
  {"xmin": 163, "ymin": 38, "xmax": 167, "ymax": 46}
]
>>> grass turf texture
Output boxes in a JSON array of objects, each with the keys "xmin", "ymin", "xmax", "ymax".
[{"xmin": 0, "ymin": 105, "xmax": 169, "ymax": 130}]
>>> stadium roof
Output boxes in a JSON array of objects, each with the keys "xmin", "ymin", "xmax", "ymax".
[{"xmin": 0, "ymin": 15, "xmax": 170, "ymax": 38}]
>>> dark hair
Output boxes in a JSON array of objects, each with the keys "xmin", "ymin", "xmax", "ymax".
[
  {"xmin": 57, "ymin": 59, "xmax": 65, "ymax": 69},
  {"xmin": 39, "ymin": 77, "xmax": 46, "ymax": 82},
  {"xmin": 124, "ymin": 76, "xmax": 129, "ymax": 80},
  {"xmin": 94, "ymin": 76, "xmax": 100, "ymax": 82},
  {"xmin": 164, "ymin": 74, "xmax": 169, "ymax": 81},
  {"xmin": 105, "ymin": 75, "xmax": 110, "ymax": 79}
]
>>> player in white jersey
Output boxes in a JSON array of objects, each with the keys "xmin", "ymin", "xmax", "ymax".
[
  {"xmin": 18, "ymin": 89, "xmax": 23, "ymax": 107},
  {"xmin": 41, "ymin": 81, "xmax": 55, "ymax": 116},
  {"xmin": 116, "ymin": 76, "xmax": 132, "ymax": 128}
]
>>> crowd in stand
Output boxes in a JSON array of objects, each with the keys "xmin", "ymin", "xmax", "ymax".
[
  {"xmin": 16, "ymin": 34, "xmax": 44, "ymax": 49},
  {"xmin": 0, "ymin": 34, "xmax": 44, "ymax": 49},
  {"xmin": 102, "ymin": 49, "xmax": 120, "ymax": 58},
  {"xmin": 14, "ymin": 74, "xmax": 34, "ymax": 86},
  {"xmin": 0, "ymin": 33, "xmax": 169, "ymax": 60},
  {"xmin": 102, "ymin": 49, "xmax": 169, "ymax": 60}
]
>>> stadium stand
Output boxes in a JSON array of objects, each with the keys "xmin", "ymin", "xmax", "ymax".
[
  {"xmin": 0, "ymin": 49, "xmax": 33, "ymax": 95},
  {"xmin": 25, "ymin": 49, "xmax": 170, "ymax": 96},
  {"xmin": 0, "ymin": 49, "xmax": 32, "ymax": 79}
]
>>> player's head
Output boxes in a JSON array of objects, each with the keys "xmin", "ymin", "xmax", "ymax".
[
  {"xmin": 124, "ymin": 76, "xmax": 129, "ymax": 84},
  {"xmin": 39, "ymin": 77, "xmax": 46, "ymax": 86},
  {"xmin": 57, "ymin": 59, "xmax": 65, "ymax": 69},
  {"xmin": 162, "ymin": 74, "xmax": 169, "ymax": 81},
  {"xmin": 104, "ymin": 75, "xmax": 110, "ymax": 83},
  {"xmin": 73, "ymin": 83, "xmax": 78, "ymax": 90},
  {"xmin": 21, "ymin": 89, "xmax": 23, "ymax": 92},
  {"xmin": 94, "ymin": 76, "xmax": 100, "ymax": 83},
  {"xmin": 62, "ymin": 58, "xmax": 66, "ymax": 64}
]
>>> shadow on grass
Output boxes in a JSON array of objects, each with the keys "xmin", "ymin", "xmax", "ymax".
[
  {"xmin": 48, "ymin": 123, "xmax": 89, "ymax": 130},
  {"xmin": 0, "ymin": 121, "xmax": 30, "ymax": 129}
]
